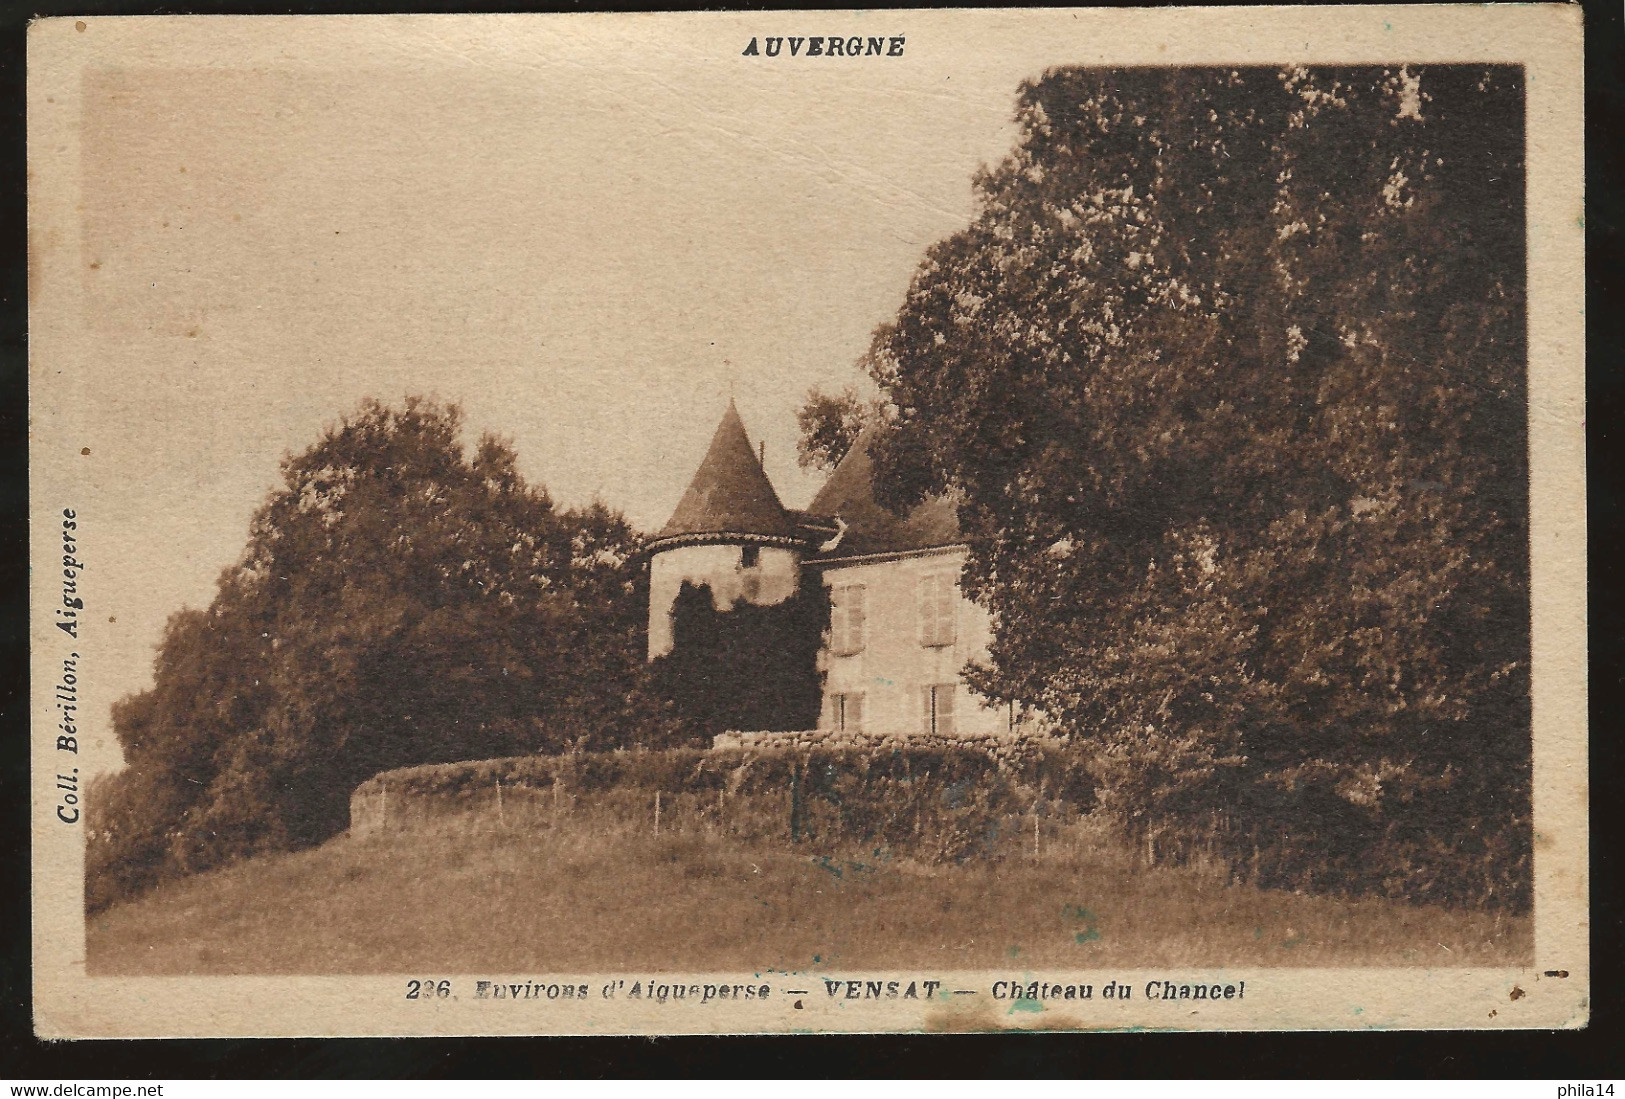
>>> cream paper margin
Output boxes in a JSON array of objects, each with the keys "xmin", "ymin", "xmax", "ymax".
[{"xmin": 27, "ymin": 5, "xmax": 1587, "ymax": 1037}]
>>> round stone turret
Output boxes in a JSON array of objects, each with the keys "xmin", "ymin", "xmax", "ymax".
[{"xmin": 646, "ymin": 401, "xmax": 806, "ymax": 659}]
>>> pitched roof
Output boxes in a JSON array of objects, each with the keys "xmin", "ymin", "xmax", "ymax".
[
  {"xmin": 655, "ymin": 401, "xmax": 801, "ymax": 544},
  {"xmin": 805, "ymin": 425, "xmax": 962, "ymax": 561}
]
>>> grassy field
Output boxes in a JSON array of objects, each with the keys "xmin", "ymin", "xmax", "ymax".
[{"xmin": 87, "ymin": 810, "xmax": 1530, "ymax": 975}]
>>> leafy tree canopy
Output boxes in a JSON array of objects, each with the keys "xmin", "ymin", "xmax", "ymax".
[
  {"xmin": 92, "ymin": 398, "xmax": 653, "ymax": 905},
  {"xmin": 867, "ymin": 66, "xmax": 1530, "ymax": 906},
  {"xmin": 795, "ymin": 385, "xmax": 878, "ymax": 471}
]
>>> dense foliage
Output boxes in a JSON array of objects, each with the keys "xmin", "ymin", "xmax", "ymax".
[
  {"xmin": 650, "ymin": 575, "xmax": 828, "ymax": 738},
  {"xmin": 794, "ymin": 386, "xmax": 874, "ymax": 471},
  {"xmin": 88, "ymin": 398, "xmax": 653, "ymax": 911},
  {"xmin": 866, "ymin": 66, "xmax": 1530, "ymax": 906},
  {"xmin": 353, "ymin": 738, "xmax": 1090, "ymax": 863}
]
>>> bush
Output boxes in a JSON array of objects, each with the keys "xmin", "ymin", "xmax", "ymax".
[
  {"xmin": 650, "ymin": 573, "xmax": 829, "ymax": 739},
  {"xmin": 85, "ymin": 769, "xmax": 185, "ymax": 915},
  {"xmin": 352, "ymin": 739, "xmax": 1092, "ymax": 864}
]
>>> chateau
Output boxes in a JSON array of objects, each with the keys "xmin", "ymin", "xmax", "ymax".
[{"xmin": 646, "ymin": 401, "xmax": 1019, "ymax": 738}]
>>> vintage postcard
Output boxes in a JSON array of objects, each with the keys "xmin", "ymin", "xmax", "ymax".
[{"xmin": 28, "ymin": 7, "xmax": 1586, "ymax": 1037}]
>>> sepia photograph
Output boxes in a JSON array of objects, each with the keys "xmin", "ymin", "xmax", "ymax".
[{"xmin": 27, "ymin": 8, "xmax": 1586, "ymax": 1036}]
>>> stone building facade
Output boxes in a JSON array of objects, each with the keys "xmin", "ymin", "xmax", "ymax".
[{"xmin": 646, "ymin": 401, "xmax": 1018, "ymax": 738}]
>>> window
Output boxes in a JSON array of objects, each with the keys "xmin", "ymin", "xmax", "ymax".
[
  {"xmin": 922, "ymin": 684, "xmax": 956, "ymax": 737},
  {"xmin": 740, "ymin": 544, "xmax": 761, "ymax": 568},
  {"xmin": 917, "ymin": 571, "xmax": 957, "ymax": 648},
  {"xmin": 829, "ymin": 692, "xmax": 864, "ymax": 734},
  {"xmin": 830, "ymin": 583, "xmax": 866, "ymax": 656}
]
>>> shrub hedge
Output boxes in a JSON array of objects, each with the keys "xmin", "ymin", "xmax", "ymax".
[{"xmin": 351, "ymin": 737, "xmax": 1093, "ymax": 863}]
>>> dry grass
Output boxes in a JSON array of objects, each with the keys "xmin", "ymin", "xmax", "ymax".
[{"xmin": 87, "ymin": 809, "xmax": 1530, "ymax": 976}]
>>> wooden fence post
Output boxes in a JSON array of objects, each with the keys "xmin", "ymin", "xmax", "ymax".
[{"xmin": 788, "ymin": 762, "xmax": 802, "ymax": 844}]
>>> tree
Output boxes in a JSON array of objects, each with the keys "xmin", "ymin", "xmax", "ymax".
[
  {"xmin": 89, "ymin": 398, "xmax": 653, "ymax": 907},
  {"xmin": 795, "ymin": 385, "xmax": 875, "ymax": 471},
  {"xmin": 867, "ymin": 66, "xmax": 1530, "ymax": 906}
]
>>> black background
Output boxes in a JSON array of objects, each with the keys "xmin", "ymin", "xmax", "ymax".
[{"xmin": 0, "ymin": 0, "xmax": 1618, "ymax": 1077}]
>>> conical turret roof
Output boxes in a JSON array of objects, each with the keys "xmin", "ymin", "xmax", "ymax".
[
  {"xmin": 653, "ymin": 401, "xmax": 801, "ymax": 545},
  {"xmin": 806, "ymin": 424, "xmax": 961, "ymax": 560}
]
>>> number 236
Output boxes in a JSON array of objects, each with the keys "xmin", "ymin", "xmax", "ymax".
[{"xmin": 406, "ymin": 979, "xmax": 451, "ymax": 999}]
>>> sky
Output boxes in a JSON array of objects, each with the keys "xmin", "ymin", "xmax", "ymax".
[
  {"xmin": 28, "ymin": 11, "xmax": 1581, "ymax": 773},
  {"xmin": 37, "ymin": 14, "xmax": 1050, "ymax": 762}
]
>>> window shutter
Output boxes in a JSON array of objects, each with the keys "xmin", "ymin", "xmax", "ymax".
[
  {"xmin": 921, "ymin": 686, "xmax": 934, "ymax": 735},
  {"xmin": 936, "ymin": 685, "xmax": 956, "ymax": 736},
  {"xmin": 918, "ymin": 573, "xmax": 955, "ymax": 647},
  {"xmin": 832, "ymin": 585, "xmax": 866, "ymax": 656},
  {"xmin": 848, "ymin": 694, "xmax": 863, "ymax": 734}
]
